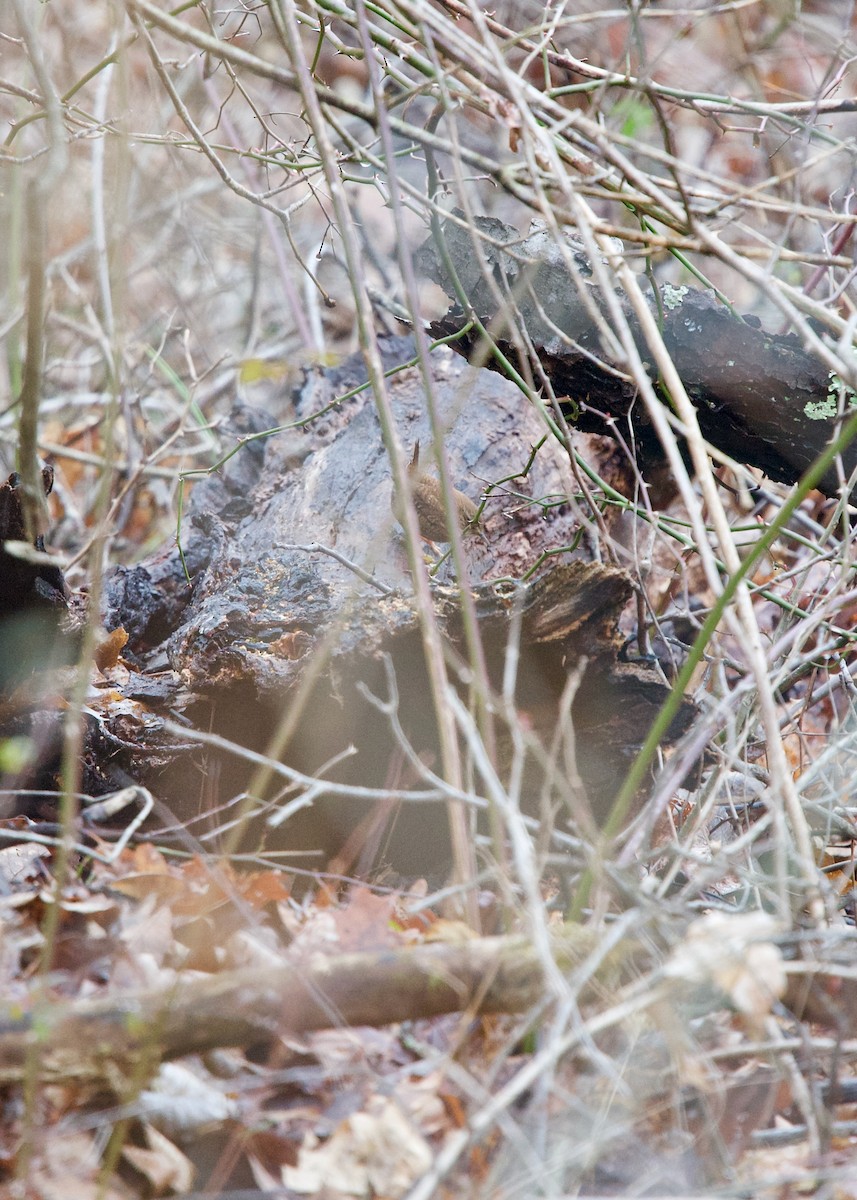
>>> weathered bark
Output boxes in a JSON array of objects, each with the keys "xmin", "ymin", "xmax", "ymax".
[
  {"xmin": 106, "ymin": 337, "xmax": 596, "ymax": 697},
  {"xmin": 0, "ymin": 926, "xmax": 621, "ymax": 1084},
  {"xmin": 417, "ymin": 213, "xmax": 854, "ymax": 496},
  {"xmin": 97, "ymin": 338, "xmax": 696, "ymax": 853},
  {"xmin": 0, "ymin": 924, "xmax": 851, "ymax": 1087}
]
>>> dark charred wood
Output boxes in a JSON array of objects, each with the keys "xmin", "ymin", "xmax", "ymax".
[
  {"xmin": 0, "ymin": 466, "xmax": 74, "ymax": 701},
  {"xmin": 417, "ymin": 213, "xmax": 854, "ymax": 497},
  {"xmin": 0, "ymin": 466, "xmax": 67, "ymax": 620},
  {"xmin": 0, "ymin": 469, "xmax": 141, "ymax": 818}
]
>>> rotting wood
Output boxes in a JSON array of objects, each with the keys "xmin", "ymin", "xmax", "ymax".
[
  {"xmin": 417, "ymin": 212, "xmax": 855, "ymax": 497},
  {"xmin": 0, "ymin": 338, "xmax": 700, "ymax": 865},
  {"xmin": 95, "ymin": 340, "xmax": 699, "ymax": 857}
]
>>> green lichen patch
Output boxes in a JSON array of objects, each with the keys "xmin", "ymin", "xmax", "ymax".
[
  {"xmin": 804, "ymin": 373, "xmax": 857, "ymax": 420},
  {"xmin": 828, "ymin": 371, "xmax": 857, "ymax": 407},
  {"xmin": 804, "ymin": 397, "xmax": 838, "ymax": 420},
  {"xmin": 662, "ymin": 283, "xmax": 688, "ymax": 311}
]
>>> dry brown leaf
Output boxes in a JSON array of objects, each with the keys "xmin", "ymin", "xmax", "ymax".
[
  {"xmin": 94, "ymin": 626, "xmax": 129, "ymax": 673},
  {"xmin": 28, "ymin": 1130, "xmax": 133, "ymax": 1200},
  {"xmin": 664, "ymin": 911, "xmax": 786, "ymax": 1017},
  {"xmin": 329, "ymin": 887, "xmax": 402, "ymax": 953},
  {"xmin": 117, "ymin": 892, "xmax": 179, "ymax": 964},
  {"xmin": 239, "ymin": 868, "xmax": 292, "ymax": 908},
  {"xmin": 122, "ymin": 1123, "xmax": 195, "ymax": 1195},
  {"xmin": 283, "ymin": 1096, "xmax": 432, "ymax": 1199},
  {"xmin": 245, "ymin": 1128, "xmax": 302, "ymax": 1175},
  {"xmin": 0, "ymin": 842, "xmax": 49, "ymax": 891},
  {"xmin": 106, "ymin": 870, "xmax": 186, "ymax": 905}
]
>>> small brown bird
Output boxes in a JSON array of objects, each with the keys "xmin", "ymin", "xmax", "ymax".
[{"xmin": 392, "ymin": 442, "xmax": 480, "ymax": 543}]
